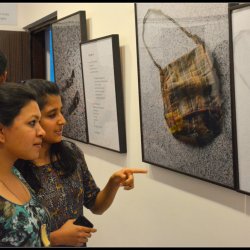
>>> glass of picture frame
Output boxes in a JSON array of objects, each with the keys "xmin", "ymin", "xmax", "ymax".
[
  {"xmin": 80, "ymin": 34, "xmax": 127, "ymax": 153},
  {"xmin": 229, "ymin": 3, "xmax": 250, "ymax": 194},
  {"xmin": 135, "ymin": 3, "xmax": 237, "ymax": 188},
  {"xmin": 51, "ymin": 11, "xmax": 88, "ymax": 143}
]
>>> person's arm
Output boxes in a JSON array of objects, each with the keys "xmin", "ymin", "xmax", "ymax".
[
  {"xmin": 49, "ymin": 219, "xmax": 97, "ymax": 247},
  {"xmin": 90, "ymin": 168, "xmax": 147, "ymax": 215}
]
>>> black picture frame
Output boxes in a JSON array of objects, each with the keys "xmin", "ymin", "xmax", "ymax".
[
  {"xmin": 80, "ymin": 34, "xmax": 127, "ymax": 153},
  {"xmin": 51, "ymin": 11, "xmax": 88, "ymax": 143},
  {"xmin": 229, "ymin": 3, "xmax": 250, "ymax": 195},
  {"xmin": 135, "ymin": 3, "xmax": 237, "ymax": 189}
]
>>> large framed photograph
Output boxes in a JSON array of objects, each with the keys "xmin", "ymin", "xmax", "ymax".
[
  {"xmin": 230, "ymin": 3, "xmax": 250, "ymax": 194},
  {"xmin": 135, "ymin": 3, "xmax": 237, "ymax": 188},
  {"xmin": 52, "ymin": 11, "xmax": 88, "ymax": 143},
  {"xmin": 80, "ymin": 35, "xmax": 127, "ymax": 153}
]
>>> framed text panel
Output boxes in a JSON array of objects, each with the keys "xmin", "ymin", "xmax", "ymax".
[{"xmin": 80, "ymin": 35, "xmax": 126, "ymax": 153}]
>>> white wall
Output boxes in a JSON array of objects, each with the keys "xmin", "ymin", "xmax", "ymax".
[{"xmin": 2, "ymin": 3, "xmax": 250, "ymax": 247}]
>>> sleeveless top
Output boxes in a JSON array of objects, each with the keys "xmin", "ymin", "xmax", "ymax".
[{"xmin": 0, "ymin": 167, "xmax": 51, "ymax": 247}]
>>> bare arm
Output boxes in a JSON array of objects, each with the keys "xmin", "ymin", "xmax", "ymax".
[{"xmin": 90, "ymin": 168, "xmax": 148, "ymax": 215}]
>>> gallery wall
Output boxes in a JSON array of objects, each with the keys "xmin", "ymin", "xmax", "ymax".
[{"xmin": 1, "ymin": 2, "xmax": 250, "ymax": 247}]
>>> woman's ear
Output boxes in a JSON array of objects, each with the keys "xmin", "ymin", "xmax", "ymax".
[
  {"xmin": 0, "ymin": 124, "xmax": 6, "ymax": 143},
  {"xmin": 3, "ymin": 71, "xmax": 7, "ymax": 82}
]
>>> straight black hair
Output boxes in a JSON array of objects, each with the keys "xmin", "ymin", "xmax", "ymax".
[{"xmin": 0, "ymin": 82, "xmax": 37, "ymax": 126}]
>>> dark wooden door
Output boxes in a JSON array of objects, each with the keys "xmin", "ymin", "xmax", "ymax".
[
  {"xmin": 30, "ymin": 30, "xmax": 46, "ymax": 79},
  {"xmin": 0, "ymin": 30, "xmax": 31, "ymax": 82}
]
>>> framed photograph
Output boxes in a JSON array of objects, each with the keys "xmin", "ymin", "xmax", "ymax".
[
  {"xmin": 80, "ymin": 35, "xmax": 127, "ymax": 153},
  {"xmin": 135, "ymin": 3, "xmax": 237, "ymax": 188},
  {"xmin": 52, "ymin": 11, "xmax": 88, "ymax": 143},
  {"xmin": 229, "ymin": 3, "xmax": 250, "ymax": 194}
]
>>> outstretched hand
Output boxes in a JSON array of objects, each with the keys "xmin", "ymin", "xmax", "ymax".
[
  {"xmin": 110, "ymin": 167, "xmax": 148, "ymax": 190},
  {"xmin": 90, "ymin": 167, "xmax": 148, "ymax": 214}
]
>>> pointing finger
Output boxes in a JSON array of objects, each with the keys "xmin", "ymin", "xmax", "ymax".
[{"xmin": 125, "ymin": 168, "xmax": 148, "ymax": 174}]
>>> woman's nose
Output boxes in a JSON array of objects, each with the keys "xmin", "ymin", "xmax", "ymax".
[
  {"xmin": 58, "ymin": 113, "xmax": 66, "ymax": 125},
  {"xmin": 38, "ymin": 123, "xmax": 46, "ymax": 137}
]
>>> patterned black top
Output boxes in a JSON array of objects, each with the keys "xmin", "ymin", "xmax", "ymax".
[
  {"xmin": 31, "ymin": 141, "xmax": 100, "ymax": 232},
  {"xmin": 0, "ymin": 168, "xmax": 51, "ymax": 247}
]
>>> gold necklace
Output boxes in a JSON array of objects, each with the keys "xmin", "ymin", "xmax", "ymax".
[{"xmin": 0, "ymin": 179, "xmax": 30, "ymax": 204}]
